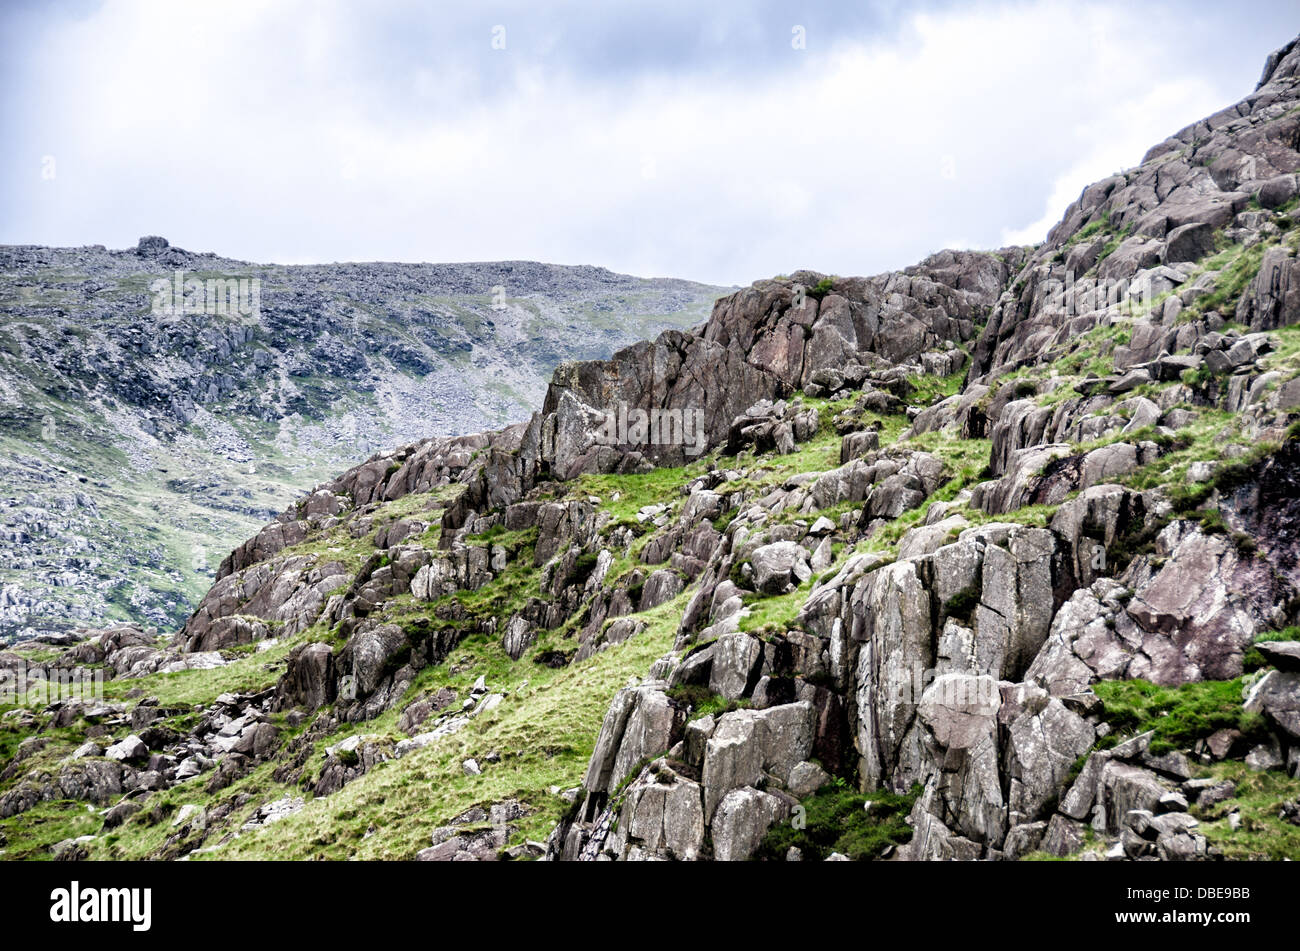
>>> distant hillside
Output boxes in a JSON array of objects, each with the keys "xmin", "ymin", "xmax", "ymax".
[{"xmin": 0, "ymin": 240, "xmax": 729, "ymax": 641}]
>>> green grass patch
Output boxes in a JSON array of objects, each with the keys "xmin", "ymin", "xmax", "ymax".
[
  {"xmin": 1193, "ymin": 760, "xmax": 1300, "ymax": 860},
  {"xmin": 1092, "ymin": 678, "xmax": 1268, "ymax": 756},
  {"xmin": 755, "ymin": 778, "xmax": 919, "ymax": 861}
]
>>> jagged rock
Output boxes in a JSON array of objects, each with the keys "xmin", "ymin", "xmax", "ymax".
[
  {"xmin": 711, "ymin": 786, "xmax": 791, "ymax": 861},
  {"xmin": 786, "ymin": 760, "xmax": 831, "ymax": 798},
  {"xmin": 708, "ymin": 633, "xmax": 763, "ymax": 700},
  {"xmin": 896, "ymin": 801, "xmax": 982, "ymax": 861},
  {"xmin": 1003, "ymin": 689, "xmax": 1096, "ymax": 827},
  {"xmin": 1025, "ymin": 579, "xmax": 1135, "ymax": 696},
  {"xmin": 582, "ymin": 685, "xmax": 687, "ymax": 806},
  {"xmin": 1245, "ymin": 670, "xmax": 1300, "ymax": 740},
  {"xmin": 976, "ymin": 442, "xmax": 1146, "ymax": 515},
  {"xmin": 1042, "ymin": 814, "xmax": 1086, "ymax": 857},
  {"xmin": 749, "ymin": 541, "xmax": 812, "ymax": 594},
  {"xmin": 897, "ymin": 515, "xmax": 969, "ymax": 560},
  {"xmin": 105, "ymin": 734, "xmax": 148, "ymax": 763},
  {"xmin": 173, "ymin": 804, "xmax": 207, "ymax": 830},
  {"xmin": 1002, "ymin": 821, "xmax": 1048, "ymax": 859},
  {"xmin": 1257, "ymin": 641, "xmax": 1300, "ymax": 673},
  {"xmin": 1123, "ymin": 523, "xmax": 1286, "ymax": 683},
  {"xmin": 274, "ymin": 642, "xmax": 335, "ymax": 712},
  {"xmin": 1099, "ymin": 762, "xmax": 1168, "ymax": 835},
  {"xmin": 18, "ymin": 34, "xmax": 1300, "ymax": 869},
  {"xmin": 1049, "ymin": 485, "xmax": 1151, "ymax": 590},
  {"xmin": 968, "ymin": 526, "xmax": 1058, "ymax": 680},
  {"xmin": 727, "ymin": 399, "xmax": 819, "ymax": 455},
  {"xmin": 850, "ymin": 560, "xmax": 934, "ymax": 790},
  {"xmin": 411, "ymin": 548, "xmax": 494, "ymax": 600},
  {"xmin": 101, "ymin": 800, "xmax": 141, "ymax": 829},
  {"xmin": 1237, "ymin": 246, "xmax": 1300, "ymax": 331},
  {"xmin": 0, "ymin": 760, "xmax": 126, "ymax": 818},
  {"xmin": 639, "ymin": 569, "xmax": 684, "ymax": 610},
  {"xmin": 502, "ymin": 615, "xmax": 534, "ymax": 660},
  {"xmin": 702, "ymin": 702, "xmax": 815, "ymax": 821},
  {"xmin": 914, "ymin": 673, "xmax": 1005, "ymax": 844},
  {"xmin": 1163, "ymin": 221, "xmax": 1217, "ymax": 264},
  {"xmin": 336, "ymin": 622, "xmax": 410, "ymax": 708},
  {"xmin": 608, "ymin": 773, "xmax": 706, "ymax": 860}
]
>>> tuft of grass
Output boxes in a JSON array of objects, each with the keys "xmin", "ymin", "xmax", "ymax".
[
  {"xmin": 665, "ymin": 684, "xmax": 750, "ymax": 722},
  {"xmin": 1181, "ymin": 239, "xmax": 1272, "ymax": 321},
  {"xmin": 1244, "ymin": 626, "xmax": 1300, "ymax": 671},
  {"xmin": 1193, "ymin": 760, "xmax": 1300, "ymax": 860},
  {"xmin": 1064, "ymin": 211, "xmax": 1111, "ymax": 248},
  {"xmin": 0, "ymin": 800, "xmax": 103, "ymax": 861},
  {"xmin": 755, "ymin": 778, "xmax": 919, "ymax": 861},
  {"xmin": 1092, "ymin": 678, "xmax": 1269, "ymax": 756}
]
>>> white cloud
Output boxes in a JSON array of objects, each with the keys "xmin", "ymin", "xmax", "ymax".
[
  {"xmin": 2, "ymin": 0, "xmax": 1276, "ymax": 285},
  {"xmin": 1000, "ymin": 77, "xmax": 1224, "ymax": 247}
]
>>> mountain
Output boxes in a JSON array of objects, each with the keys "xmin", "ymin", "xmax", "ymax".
[
  {"xmin": 2, "ymin": 35, "xmax": 1300, "ymax": 862},
  {"xmin": 0, "ymin": 241, "xmax": 728, "ymax": 643}
]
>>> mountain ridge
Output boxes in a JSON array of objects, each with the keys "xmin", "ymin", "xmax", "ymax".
[
  {"xmin": 2, "ymin": 33, "xmax": 1300, "ymax": 862},
  {"xmin": 0, "ymin": 240, "xmax": 729, "ymax": 643}
]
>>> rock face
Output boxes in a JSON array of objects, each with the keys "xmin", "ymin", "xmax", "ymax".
[
  {"xmin": 6, "ymin": 34, "xmax": 1300, "ymax": 865},
  {"xmin": 541, "ymin": 254, "xmax": 1022, "ymax": 473},
  {"xmin": 970, "ymin": 36, "xmax": 1300, "ymax": 384},
  {"xmin": 545, "ymin": 35, "xmax": 1300, "ymax": 863}
]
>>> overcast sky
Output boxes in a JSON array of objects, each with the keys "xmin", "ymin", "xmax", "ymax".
[{"xmin": 2, "ymin": 0, "xmax": 1297, "ymax": 286}]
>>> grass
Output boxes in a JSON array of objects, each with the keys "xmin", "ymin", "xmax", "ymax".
[
  {"xmin": 1193, "ymin": 761, "xmax": 1300, "ymax": 860},
  {"xmin": 1179, "ymin": 229, "xmax": 1300, "ymax": 322},
  {"xmin": 906, "ymin": 368, "xmax": 966, "ymax": 407},
  {"xmin": 178, "ymin": 592, "xmax": 688, "ymax": 860},
  {"xmin": 1064, "ymin": 212, "xmax": 1110, "ymax": 248},
  {"xmin": 666, "ymin": 683, "xmax": 751, "ymax": 721},
  {"xmin": 738, "ymin": 585, "xmax": 810, "ymax": 634},
  {"xmin": 0, "ymin": 800, "xmax": 102, "ymax": 861},
  {"xmin": 1244, "ymin": 626, "xmax": 1300, "ymax": 671},
  {"xmin": 570, "ymin": 462, "xmax": 701, "ymax": 524},
  {"xmin": 1092, "ymin": 222, "xmax": 1135, "ymax": 268},
  {"xmin": 755, "ymin": 778, "xmax": 919, "ymax": 861},
  {"xmin": 1091, "ymin": 678, "xmax": 1268, "ymax": 756},
  {"xmin": 10, "ymin": 242, "xmax": 1300, "ymax": 864},
  {"xmin": 1120, "ymin": 407, "xmax": 1257, "ymax": 501},
  {"xmin": 96, "ymin": 630, "xmax": 311, "ymax": 707}
]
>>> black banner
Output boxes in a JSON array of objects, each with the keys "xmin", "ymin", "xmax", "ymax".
[{"xmin": 0, "ymin": 860, "xmax": 1279, "ymax": 941}]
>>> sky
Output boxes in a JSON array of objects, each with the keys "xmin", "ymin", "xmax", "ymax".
[{"xmin": 1, "ymin": 0, "xmax": 1297, "ymax": 286}]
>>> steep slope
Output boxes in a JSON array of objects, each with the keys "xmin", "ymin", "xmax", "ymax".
[
  {"xmin": 0, "ymin": 241, "xmax": 727, "ymax": 642},
  {"xmin": 3, "ymin": 35, "xmax": 1300, "ymax": 863}
]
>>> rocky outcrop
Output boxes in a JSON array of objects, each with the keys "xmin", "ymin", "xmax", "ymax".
[
  {"xmin": 540, "ymin": 256, "xmax": 1020, "ymax": 474},
  {"xmin": 970, "ymin": 37, "xmax": 1300, "ymax": 385},
  {"xmin": 0, "ymin": 245, "xmax": 727, "ymax": 643},
  {"xmin": 9, "ymin": 34, "xmax": 1300, "ymax": 865}
]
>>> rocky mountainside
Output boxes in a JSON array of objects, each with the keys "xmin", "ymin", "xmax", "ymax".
[
  {"xmin": 0, "ymin": 242, "xmax": 726, "ymax": 643},
  {"xmin": 2, "ymin": 36, "xmax": 1300, "ymax": 863}
]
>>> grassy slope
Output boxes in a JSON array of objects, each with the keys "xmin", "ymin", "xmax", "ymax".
[
  {"xmin": 93, "ymin": 595, "xmax": 686, "ymax": 860},
  {"xmin": 5, "ymin": 219, "xmax": 1300, "ymax": 859}
]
